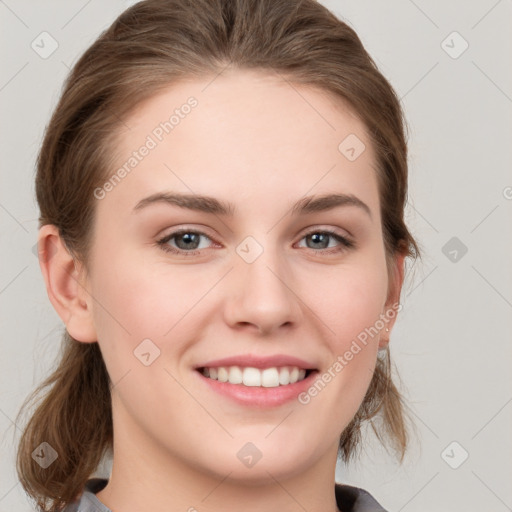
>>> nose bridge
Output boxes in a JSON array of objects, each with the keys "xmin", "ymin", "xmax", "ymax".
[{"xmin": 226, "ymin": 234, "xmax": 300, "ymax": 333}]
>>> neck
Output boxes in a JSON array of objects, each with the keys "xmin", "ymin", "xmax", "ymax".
[{"xmin": 95, "ymin": 406, "xmax": 341, "ymax": 512}]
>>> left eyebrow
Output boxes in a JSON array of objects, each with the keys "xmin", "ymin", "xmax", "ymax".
[
  {"xmin": 132, "ymin": 192, "xmax": 372, "ymax": 220},
  {"xmin": 290, "ymin": 193, "xmax": 372, "ymax": 219}
]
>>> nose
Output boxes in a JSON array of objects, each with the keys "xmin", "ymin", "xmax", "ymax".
[{"xmin": 223, "ymin": 245, "xmax": 302, "ymax": 336}]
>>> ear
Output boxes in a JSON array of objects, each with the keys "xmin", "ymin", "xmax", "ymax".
[
  {"xmin": 38, "ymin": 225, "xmax": 97, "ymax": 343},
  {"xmin": 378, "ymin": 251, "xmax": 406, "ymax": 349}
]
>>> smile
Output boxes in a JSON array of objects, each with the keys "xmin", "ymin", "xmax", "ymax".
[{"xmin": 199, "ymin": 366, "xmax": 312, "ymax": 387}]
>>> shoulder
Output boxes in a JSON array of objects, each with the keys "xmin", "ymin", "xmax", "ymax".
[
  {"xmin": 60, "ymin": 478, "xmax": 110, "ymax": 512},
  {"xmin": 335, "ymin": 483, "xmax": 389, "ymax": 512}
]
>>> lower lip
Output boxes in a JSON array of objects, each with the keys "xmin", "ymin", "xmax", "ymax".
[{"xmin": 195, "ymin": 370, "xmax": 318, "ymax": 408}]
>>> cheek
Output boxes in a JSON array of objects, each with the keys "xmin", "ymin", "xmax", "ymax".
[
  {"xmin": 86, "ymin": 256, "xmax": 207, "ymax": 424},
  {"xmin": 87, "ymin": 245, "xmax": 226, "ymax": 377},
  {"xmin": 296, "ymin": 254, "xmax": 388, "ymax": 410},
  {"xmin": 298, "ymin": 277, "xmax": 383, "ymax": 438},
  {"xmin": 299, "ymin": 254, "xmax": 388, "ymax": 345}
]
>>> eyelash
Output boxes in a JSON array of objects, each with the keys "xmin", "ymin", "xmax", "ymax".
[{"xmin": 156, "ymin": 228, "xmax": 355, "ymax": 257}]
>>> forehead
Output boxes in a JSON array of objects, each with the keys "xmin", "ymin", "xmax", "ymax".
[{"xmin": 101, "ymin": 69, "xmax": 380, "ymax": 219}]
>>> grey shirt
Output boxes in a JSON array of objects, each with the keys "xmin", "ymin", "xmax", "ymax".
[{"xmin": 62, "ymin": 478, "xmax": 388, "ymax": 512}]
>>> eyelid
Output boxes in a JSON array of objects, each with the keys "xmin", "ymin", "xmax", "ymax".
[
  {"xmin": 157, "ymin": 228, "xmax": 219, "ymax": 255},
  {"xmin": 156, "ymin": 223, "xmax": 217, "ymax": 240},
  {"xmin": 156, "ymin": 224, "xmax": 355, "ymax": 257},
  {"xmin": 296, "ymin": 227, "xmax": 355, "ymax": 251},
  {"xmin": 298, "ymin": 224, "xmax": 352, "ymax": 240},
  {"xmin": 156, "ymin": 225, "xmax": 351, "ymax": 244}
]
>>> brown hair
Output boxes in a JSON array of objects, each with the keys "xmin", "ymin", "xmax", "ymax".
[{"xmin": 16, "ymin": 0, "xmax": 421, "ymax": 510}]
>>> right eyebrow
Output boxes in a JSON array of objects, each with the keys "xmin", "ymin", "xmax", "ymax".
[{"xmin": 133, "ymin": 192, "xmax": 235, "ymax": 216}]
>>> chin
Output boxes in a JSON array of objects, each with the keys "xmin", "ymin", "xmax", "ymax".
[{"xmin": 198, "ymin": 440, "xmax": 318, "ymax": 485}]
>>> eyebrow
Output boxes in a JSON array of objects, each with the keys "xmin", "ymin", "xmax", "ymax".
[{"xmin": 133, "ymin": 192, "xmax": 372, "ymax": 219}]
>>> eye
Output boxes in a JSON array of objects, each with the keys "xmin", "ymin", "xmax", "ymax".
[
  {"xmin": 157, "ymin": 229, "xmax": 215, "ymax": 256},
  {"xmin": 156, "ymin": 228, "xmax": 355, "ymax": 257},
  {"xmin": 296, "ymin": 229, "xmax": 355, "ymax": 254}
]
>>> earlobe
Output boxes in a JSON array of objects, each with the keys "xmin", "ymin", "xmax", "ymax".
[
  {"xmin": 38, "ymin": 225, "xmax": 97, "ymax": 343},
  {"xmin": 379, "ymin": 251, "xmax": 406, "ymax": 349}
]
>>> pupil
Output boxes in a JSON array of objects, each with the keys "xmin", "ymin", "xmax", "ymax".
[
  {"xmin": 177, "ymin": 233, "xmax": 199, "ymax": 250},
  {"xmin": 310, "ymin": 233, "xmax": 328, "ymax": 249}
]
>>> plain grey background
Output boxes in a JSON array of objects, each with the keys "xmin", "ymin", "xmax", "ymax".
[{"xmin": 1, "ymin": 1, "xmax": 511, "ymax": 511}]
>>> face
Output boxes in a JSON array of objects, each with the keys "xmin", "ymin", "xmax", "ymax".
[{"xmin": 82, "ymin": 69, "xmax": 398, "ymax": 483}]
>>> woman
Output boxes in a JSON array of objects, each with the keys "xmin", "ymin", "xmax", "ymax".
[{"xmin": 16, "ymin": 0, "xmax": 421, "ymax": 511}]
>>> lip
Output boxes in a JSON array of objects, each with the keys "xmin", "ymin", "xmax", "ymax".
[
  {"xmin": 195, "ymin": 368, "xmax": 319, "ymax": 408},
  {"xmin": 194, "ymin": 353, "xmax": 317, "ymax": 370}
]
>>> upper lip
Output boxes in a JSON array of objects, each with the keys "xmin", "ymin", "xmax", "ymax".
[{"xmin": 195, "ymin": 354, "xmax": 317, "ymax": 370}]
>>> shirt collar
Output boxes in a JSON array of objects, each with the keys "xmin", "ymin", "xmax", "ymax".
[{"xmin": 65, "ymin": 478, "xmax": 387, "ymax": 512}]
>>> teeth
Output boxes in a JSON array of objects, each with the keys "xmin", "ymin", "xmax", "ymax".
[
  {"xmin": 261, "ymin": 368, "xmax": 279, "ymax": 387},
  {"xmin": 218, "ymin": 367, "xmax": 228, "ymax": 382},
  {"xmin": 243, "ymin": 367, "xmax": 261, "ymax": 386},
  {"xmin": 229, "ymin": 366, "xmax": 243, "ymax": 384},
  {"xmin": 201, "ymin": 366, "xmax": 309, "ymax": 387}
]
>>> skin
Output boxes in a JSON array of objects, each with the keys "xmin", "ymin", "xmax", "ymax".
[{"xmin": 40, "ymin": 69, "xmax": 404, "ymax": 512}]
